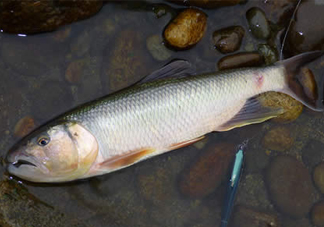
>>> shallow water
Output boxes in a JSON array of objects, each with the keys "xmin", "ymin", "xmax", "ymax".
[{"xmin": 1, "ymin": 1, "xmax": 324, "ymax": 227}]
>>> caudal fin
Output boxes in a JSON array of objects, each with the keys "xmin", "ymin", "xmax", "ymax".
[{"xmin": 279, "ymin": 51, "xmax": 324, "ymax": 111}]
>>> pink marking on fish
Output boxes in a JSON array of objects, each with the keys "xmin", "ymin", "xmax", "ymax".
[{"xmin": 254, "ymin": 72, "xmax": 264, "ymax": 88}]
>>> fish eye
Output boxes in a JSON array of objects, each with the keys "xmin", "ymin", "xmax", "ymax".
[{"xmin": 37, "ymin": 136, "xmax": 50, "ymax": 146}]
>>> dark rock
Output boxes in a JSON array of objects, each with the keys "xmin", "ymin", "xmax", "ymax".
[
  {"xmin": 258, "ymin": 44, "xmax": 278, "ymax": 65},
  {"xmin": 285, "ymin": 1, "xmax": 324, "ymax": 55},
  {"xmin": 217, "ymin": 52, "xmax": 263, "ymax": 70},
  {"xmin": 313, "ymin": 163, "xmax": 324, "ymax": 194},
  {"xmin": 301, "ymin": 140, "xmax": 324, "ymax": 169},
  {"xmin": 266, "ymin": 155, "xmax": 316, "ymax": 218},
  {"xmin": 179, "ymin": 143, "xmax": 236, "ymax": 198},
  {"xmin": 262, "ymin": 126, "xmax": 294, "ymax": 152},
  {"xmin": 164, "ymin": 8, "xmax": 207, "ymax": 49},
  {"xmin": 212, "ymin": 26, "xmax": 245, "ymax": 54},
  {"xmin": 167, "ymin": 0, "xmax": 241, "ymax": 9},
  {"xmin": 263, "ymin": 0, "xmax": 299, "ymax": 26},
  {"xmin": 232, "ymin": 206, "xmax": 280, "ymax": 227},
  {"xmin": 311, "ymin": 201, "xmax": 324, "ymax": 227},
  {"xmin": 0, "ymin": 0, "xmax": 103, "ymax": 34},
  {"xmin": 246, "ymin": 7, "xmax": 271, "ymax": 40}
]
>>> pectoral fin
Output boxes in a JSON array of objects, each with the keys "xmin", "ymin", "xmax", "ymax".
[
  {"xmin": 100, "ymin": 148, "xmax": 156, "ymax": 169},
  {"xmin": 217, "ymin": 97, "xmax": 284, "ymax": 131}
]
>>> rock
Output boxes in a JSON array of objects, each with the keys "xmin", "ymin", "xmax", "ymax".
[
  {"xmin": 232, "ymin": 206, "xmax": 280, "ymax": 227},
  {"xmin": 258, "ymin": 92, "xmax": 303, "ymax": 123},
  {"xmin": 0, "ymin": 0, "xmax": 103, "ymax": 34},
  {"xmin": 164, "ymin": 8, "xmax": 207, "ymax": 49},
  {"xmin": 246, "ymin": 7, "xmax": 271, "ymax": 40},
  {"xmin": 0, "ymin": 180, "xmax": 87, "ymax": 227},
  {"xmin": 266, "ymin": 155, "xmax": 316, "ymax": 218},
  {"xmin": 212, "ymin": 26, "xmax": 245, "ymax": 54},
  {"xmin": 302, "ymin": 140, "xmax": 324, "ymax": 169},
  {"xmin": 311, "ymin": 201, "xmax": 324, "ymax": 227},
  {"xmin": 103, "ymin": 30, "xmax": 152, "ymax": 93},
  {"xmin": 217, "ymin": 52, "xmax": 263, "ymax": 70},
  {"xmin": 146, "ymin": 35, "xmax": 172, "ymax": 61},
  {"xmin": 167, "ymin": 0, "xmax": 241, "ymax": 8},
  {"xmin": 282, "ymin": 217, "xmax": 313, "ymax": 227},
  {"xmin": 263, "ymin": 0, "xmax": 299, "ymax": 26},
  {"xmin": 313, "ymin": 163, "xmax": 324, "ymax": 194},
  {"xmin": 299, "ymin": 67, "xmax": 318, "ymax": 102},
  {"xmin": 262, "ymin": 126, "xmax": 294, "ymax": 152},
  {"xmin": 179, "ymin": 143, "xmax": 236, "ymax": 198},
  {"xmin": 285, "ymin": 1, "xmax": 324, "ymax": 55},
  {"xmin": 236, "ymin": 174, "xmax": 272, "ymax": 210},
  {"xmin": 65, "ymin": 59, "xmax": 85, "ymax": 84},
  {"xmin": 258, "ymin": 44, "xmax": 278, "ymax": 65},
  {"xmin": 13, "ymin": 116, "xmax": 36, "ymax": 138}
]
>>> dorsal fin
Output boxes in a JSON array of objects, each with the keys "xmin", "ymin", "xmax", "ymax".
[{"xmin": 138, "ymin": 60, "xmax": 195, "ymax": 84}]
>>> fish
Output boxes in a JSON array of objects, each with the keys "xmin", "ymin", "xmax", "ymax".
[
  {"xmin": 6, "ymin": 51, "xmax": 324, "ymax": 183},
  {"xmin": 220, "ymin": 140, "xmax": 247, "ymax": 227}
]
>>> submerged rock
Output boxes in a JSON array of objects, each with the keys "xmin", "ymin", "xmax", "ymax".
[
  {"xmin": 146, "ymin": 35, "xmax": 172, "ymax": 61},
  {"xmin": 0, "ymin": 0, "xmax": 103, "ymax": 34},
  {"xmin": 301, "ymin": 140, "xmax": 324, "ymax": 169},
  {"xmin": 212, "ymin": 26, "xmax": 245, "ymax": 54},
  {"xmin": 258, "ymin": 44, "xmax": 278, "ymax": 65},
  {"xmin": 311, "ymin": 201, "xmax": 324, "ymax": 227},
  {"xmin": 258, "ymin": 92, "xmax": 303, "ymax": 123},
  {"xmin": 232, "ymin": 206, "xmax": 280, "ymax": 227},
  {"xmin": 262, "ymin": 126, "xmax": 294, "ymax": 152},
  {"xmin": 0, "ymin": 180, "xmax": 87, "ymax": 227},
  {"xmin": 164, "ymin": 8, "xmax": 207, "ymax": 49},
  {"xmin": 246, "ymin": 7, "xmax": 271, "ymax": 40},
  {"xmin": 266, "ymin": 155, "xmax": 315, "ymax": 218},
  {"xmin": 313, "ymin": 163, "xmax": 324, "ymax": 194},
  {"xmin": 13, "ymin": 116, "xmax": 37, "ymax": 138},
  {"xmin": 285, "ymin": 1, "xmax": 324, "ymax": 55},
  {"xmin": 179, "ymin": 143, "xmax": 235, "ymax": 198},
  {"xmin": 217, "ymin": 52, "xmax": 263, "ymax": 70},
  {"xmin": 167, "ymin": 0, "xmax": 241, "ymax": 8}
]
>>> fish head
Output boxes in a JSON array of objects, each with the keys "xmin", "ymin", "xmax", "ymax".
[{"xmin": 6, "ymin": 121, "xmax": 99, "ymax": 183}]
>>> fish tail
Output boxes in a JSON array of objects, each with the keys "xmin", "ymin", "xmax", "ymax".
[{"xmin": 280, "ymin": 51, "xmax": 324, "ymax": 111}]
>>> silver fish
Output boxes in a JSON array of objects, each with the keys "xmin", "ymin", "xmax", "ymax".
[{"xmin": 6, "ymin": 51, "xmax": 323, "ymax": 182}]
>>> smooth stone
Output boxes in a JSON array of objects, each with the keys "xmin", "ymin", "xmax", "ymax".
[
  {"xmin": 217, "ymin": 52, "xmax": 263, "ymax": 70},
  {"xmin": 313, "ymin": 163, "xmax": 324, "ymax": 194},
  {"xmin": 246, "ymin": 7, "xmax": 271, "ymax": 40},
  {"xmin": 212, "ymin": 26, "xmax": 245, "ymax": 54}
]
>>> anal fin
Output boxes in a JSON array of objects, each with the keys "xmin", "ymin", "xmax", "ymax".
[
  {"xmin": 100, "ymin": 148, "xmax": 156, "ymax": 170},
  {"xmin": 217, "ymin": 97, "xmax": 284, "ymax": 132},
  {"xmin": 169, "ymin": 136, "xmax": 205, "ymax": 150}
]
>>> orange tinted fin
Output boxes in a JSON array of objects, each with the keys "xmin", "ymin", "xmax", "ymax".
[
  {"xmin": 100, "ymin": 148, "xmax": 156, "ymax": 169},
  {"xmin": 169, "ymin": 136, "xmax": 205, "ymax": 150}
]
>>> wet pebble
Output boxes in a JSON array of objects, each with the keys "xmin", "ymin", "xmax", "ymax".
[
  {"xmin": 262, "ymin": 126, "xmax": 294, "ymax": 152},
  {"xmin": 311, "ymin": 201, "xmax": 324, "ymax": 227},
  {"xmin": 300, "ymin": 67, "xmax": 318, "ymax": 102},
  {"xmin": 232, "ymin": 206, "xmax": 280, "ymax": 227},
  {"xmin": 266, "ymin": 155, "xmax": 315, "ymax": 218},
  {"xmin": 313, "ymin": 163, "xmax": 324, "ymax": 194},
  {"xmin": 258, "ymin": 92, "xmax": 303, "ymax": 123},
  {"xmin": 246, "ymin": 7, "xmax": 270, "ymax": 40},
  {"xmin": 146, "ymin": 35, "xmax": 172, "ymax": 61},
  {"xmin": 212, "ymin": 26, "xmax": 245, "ymax": 54},
  {"xmin": 164, "ymin": 8, "xmax": 207, "ymax": 49},
  {"xmin": 217, "ymin": 52, "xmax": 263, "ymax": 70},
  {"xmin": 13, "ymin": 116, "xmax": 37, "ymax": 138},
  {"xmin": 179, "ymin": 143, "xmax": 235, "ymax": 198},
  {"xmin": 302, "ymin": 140, "xmax": 324, "ymax": 169},
  {"xmin": 285, "ymin": 1, "xmax": 324, "ymax": 55}
]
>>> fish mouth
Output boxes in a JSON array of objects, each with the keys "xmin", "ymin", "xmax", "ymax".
[{"xmin": 11, "ymin": 159, "xmax": 37, "ymax": 168}]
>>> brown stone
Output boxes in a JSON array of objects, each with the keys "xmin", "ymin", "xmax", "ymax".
[
  {"xmin": 164, "ymin": 8, "xmax": 207, "ymax": 49},
  {"xmin": 217, "ymin": 52, "xmax": 263, "ymax": 70},
  {"xmin": 311, "ymin": 201, "xmax": 324, "ymax": 227},
  {"xmin": 212, "ymin": 26, "xmax": 245, "ymax": 54},
  {"xmin": 13, "ymin": 116, "xmax": 36, "ymax": 138},
  {"xmin": 262, "ymin": 126, "xmax": 294, "ymax": 152}
]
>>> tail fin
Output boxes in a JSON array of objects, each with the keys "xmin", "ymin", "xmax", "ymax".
[{"xmin": 279, "ymin": 51, "xmax": 324, "ymax": 111}]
